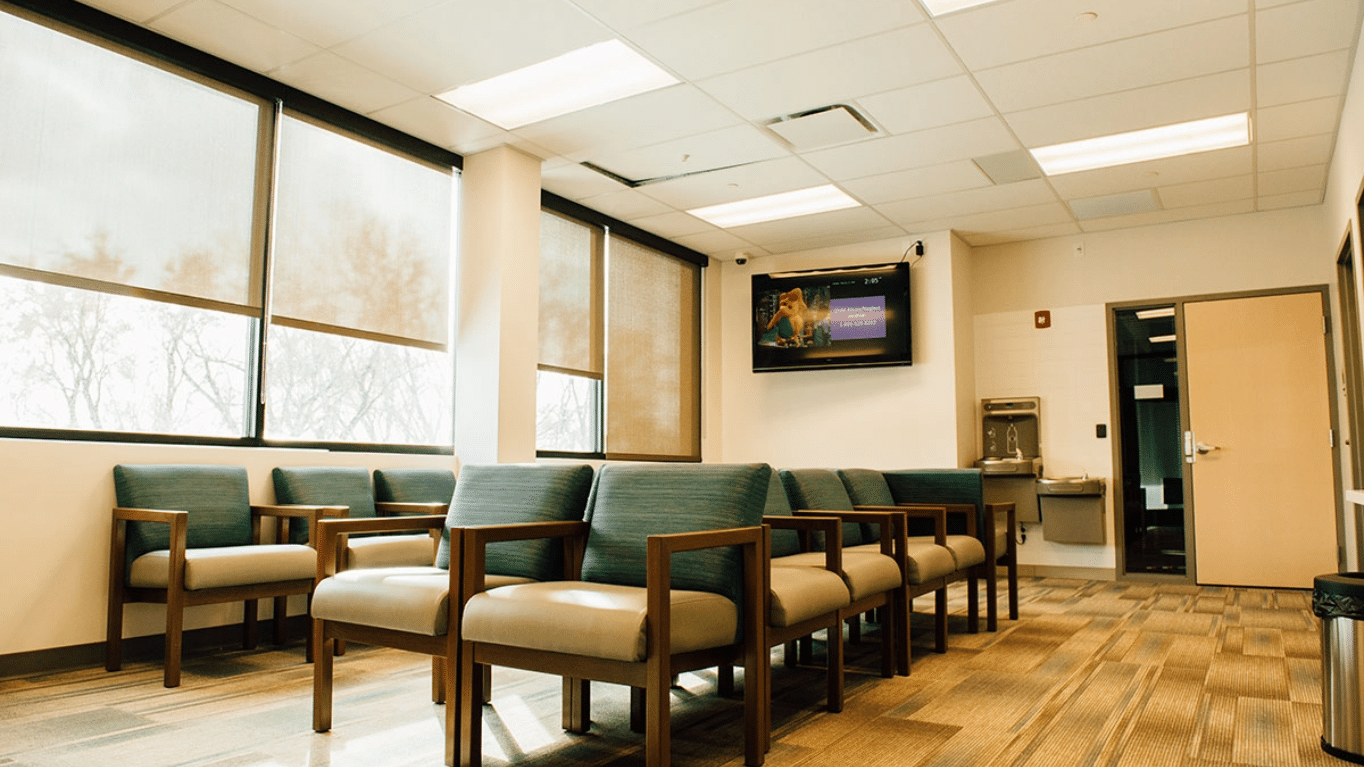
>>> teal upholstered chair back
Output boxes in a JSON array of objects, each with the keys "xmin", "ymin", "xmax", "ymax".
[
  {"xmin": 836, "ymin": 468, "xmax": 900, "ymax": 542},
  {"xmin": 882, "ymin": 468, "xmax": 984, "ymax": 537},
  {"xmin": 580, "ymin": 463, "xmax": 770, "ymax": 609},
  {"xmin": 434, "ymin": 463, "xmax": 595, "ymax": 579},
  {"xmin": 373, "ymin": 468, "xmax": 456, "ymax": 504},
  {"xmin": 762, "ymin": 470, "xmax": 803, "ymax": 558},
  {"xmin": 113, "ymin": 464, "xmax": 253, "ymax": 569},
  {"xmin": 272, "ymin": 466, "xmax": 376, "ymax": 544},
  {"xmin": 778, "ymin": 468, "xmax": 864, "ymax": 547}
]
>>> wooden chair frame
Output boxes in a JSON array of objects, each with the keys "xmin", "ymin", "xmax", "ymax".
[
  {"xmin": 457, "ymin": 520, "xmax": 767, "ymax": 767},
  {"xmin": 890, "ymin": 500, "xmax": 1018, "ymax": 631},
  {"xmin": 106, "ymin": 503, "xmax": 328, "ymax": 688}
]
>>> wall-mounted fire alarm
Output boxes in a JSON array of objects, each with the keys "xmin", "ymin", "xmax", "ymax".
[{"xmin": 1035, "ymin": 310, "xmax": 1052, "ymax": 329}]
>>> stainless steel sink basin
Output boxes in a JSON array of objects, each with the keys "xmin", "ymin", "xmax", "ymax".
[
  {"xmin": 974, "ymin": 456, "xmax": 1043, "ymax": 476},
  {"xmin": 1035, "ymin": 476, "xmax": 1105, "ymax": 495}
]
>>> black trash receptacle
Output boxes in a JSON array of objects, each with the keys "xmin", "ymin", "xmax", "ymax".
[{"xmin": 1314, "ymin": 573, "xmax": 1364, "ymax": 764}]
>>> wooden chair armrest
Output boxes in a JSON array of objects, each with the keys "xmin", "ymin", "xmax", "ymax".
[
  {"xmin": 313, "ymin": 515, "xmax": 447, "ymax": 579},
  {"xmin": 461, "ymin": 520, "xmax": 591, "ymax": 596},
  {"xmin": 765, "ymin": 514, "xmax": 843, "ymax": 572},
  {"xmin": 113, "ymin": 506, "xmax": 186, "ymax": 524},
  {"xmin": 251, "ymin": 503, "xmax": 345, "ymax": 547},
  {"xmin": 885, "ymin": 502, "xmax": 978, "ymax": 537},
  {"xmin": 645, "ymin": 526, "xmax": 765, "ymax": 659},
  {"xmin": 889, "ymin": 505, "xmax": 948, "ymax": 545},
  {"xmin": 110, "ymin": 507, "xmax": 188, "ymax": 585},
  {"xmin": 375, "ymin": 501, "xmax": 450, "ymax": 516},
  {"xmin": 793, "ymin": 507, "xmax": 905, "ymax": 562}
]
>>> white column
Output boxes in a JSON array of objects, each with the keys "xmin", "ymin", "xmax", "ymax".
[{"xmin": 454, "ymin": 145, "xmax": 542, "ymax": 464}]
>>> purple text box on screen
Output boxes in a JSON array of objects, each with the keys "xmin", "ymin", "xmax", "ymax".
[{"xmin": 830, "ymin": 296, "xmax": 886, "ymax": 340}]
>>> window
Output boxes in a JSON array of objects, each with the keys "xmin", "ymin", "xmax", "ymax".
[
  {"xmin": 536, "ymin": 211, "xmax": 701, "ymax": 461},
  {"xmin": 266, "ymin": 115, "xmax": 455, "ymax": 446},
  {"xmin": 0, "ymin": 11, "xmax": 262, "ymax": 438},
  {"xmin": 0, "ymin": 6, "xmax": 458, "ymax": 450}
]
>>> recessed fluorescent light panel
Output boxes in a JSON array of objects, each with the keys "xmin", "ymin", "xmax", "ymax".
[
  {"xmin": 920, "ymin": 0, "xmax": 999, "ymax": 16},
  {"xmin": 1135, "ymin": 307, "xmax": 1176, "ymax": 320},
  {"xmin": 688, "ymin": 185, "xmax": 860, "ymax": 228},
  {"xmin": 1148, "ymin": 334, "xmax": 1178, "ymax": 344},
  {"xmin": 436, "ymin": 40, "xmax": 678, "ymax": 129},
  {"xmin": 1031, "ymin": 113, "xmax": 1251, "ymax": 176}
]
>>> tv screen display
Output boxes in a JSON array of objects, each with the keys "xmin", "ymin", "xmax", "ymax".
[{"xmin": 751, "ymin": 261, "xmax": 911, "ymax": 372}]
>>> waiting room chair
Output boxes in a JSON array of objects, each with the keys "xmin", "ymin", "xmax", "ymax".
[
  {"xmin": 456, "ymin": 463, "xmax": 771, "ymax": 767},
  {"xmin": 373, "ymin": 467, "xmax": 456, "ymax": 506},
  {"xmin": 273, "ymin": 466, "xmax": 443, "ymax": 569},
  {"xmin": 107, "ymin": 464, "xmax": 322, "ymax": 688},
  {"xmin": 882, "ymin": 469, "xmax": 1019, "ymax": 631},
  {"xmin": 779, "ymin": 468, "xmax": 959, "ymax": 676},
  {"xmin": 310, "ymin": 462, "xmax": 594, "ymax": 766}
]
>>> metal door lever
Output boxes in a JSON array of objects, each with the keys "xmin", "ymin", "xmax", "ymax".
[{"xmin": 1195, "ymin": 441, "xmax": 1220, "ymax": 455}]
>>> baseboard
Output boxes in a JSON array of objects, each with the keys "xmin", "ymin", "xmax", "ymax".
[
  {"xmin": 0, "ymin": 615, "xmax": 312, "ymax": 680},
  {"xmin": 1017, "ymin": 564, "xmax": 1117, "ymax": 581}
]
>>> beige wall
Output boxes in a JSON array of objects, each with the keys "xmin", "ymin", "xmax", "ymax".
[{"xmin": 0, "ymin": 439, "xmax": 454, "ymax": 657}]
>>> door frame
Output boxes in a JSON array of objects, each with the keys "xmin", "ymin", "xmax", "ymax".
[{"xmin": 1107, "ymin": 284, "xmax": 1345, "ymax": 583}]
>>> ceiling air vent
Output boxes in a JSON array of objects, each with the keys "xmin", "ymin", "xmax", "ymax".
[
  {"xmin": 972, "ymin": 150, "xmax": 1042, "ymax": 185},
  {"xmin": 765, "ymin": 104, "xmax": 879, "ymax": 150}
]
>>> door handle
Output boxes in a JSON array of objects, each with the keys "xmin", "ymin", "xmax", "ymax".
[{"xmin": 1195, "ymin": 441, "xmax": 1221, "ymax": 455}]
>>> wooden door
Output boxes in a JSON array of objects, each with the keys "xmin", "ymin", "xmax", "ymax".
[{"xmin": 1185, "ymin": 291, "xmax": 1338, "ymax": 588}]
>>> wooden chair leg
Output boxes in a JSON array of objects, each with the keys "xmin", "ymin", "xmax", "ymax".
[
  {"xmin": 967, "ymin": 574, "xmax": 980, "ymax": 634},
  {"xmin": 718, "ymin": 664, "xmax": 736, "ymax": 697},
  {"xmin": 934, "ymin": 587, "xmax": 948, "ymax": 654},
  {"xmin": 1007, "ymin": 556, "xmax": 1019, "ymax": 620},
  {"xmin": 783, "ymin": 640, "xmax": 798, "ymax": 668},
  {"xmin": 432, "ymin": 657, "xmax": 445, "ymax": 704},
  {"xmin": 630, "ymin": 686, "xmax": 646, "ymax": 733},
  {"xmin": 458, "ymin": 650, "xmax": 484, "ymax": 767},
  {"xmin": 483, "ymin": 665, "xmax": 492, "ymax": 704},
  {"xmin": 165, "ymin": 588, "xmax": 185, "ymax": 688},
  {"xmin": 273, "ymin": 595, "xmax": 288, "ymax": 645},
  {"xmin": 826, "ymin": 617, "xmax": 844, "ymax": 712},
  {"xmin": 243, "ymin": 598, "xmax": 259, "ymax": 650},
  {"xmin": 798, "ymin": 635, "xmax": 814, "ymax": 664},
  {"xmin": 645, "ymin": 662, "xmax": 670, "ymax": 767},
  {"xmin": 312, "ymin": 620, "xmax": 333, "ymax": 732},
  {"xmin": 879, "ymin": 598, "xmax": 896, "ymax": 679},
  {"xmin": 106, "ymin": 593, "xmax": 124, "ymax": 673},
  {"xmin": 896, "ymin": 596, "xmax": 912, "ymax": 677},
  {"xmin": 985, "ymin": 558, "xmax": 1000, "ymax": 632},
  {"xmin": 563, "ymin": 677, "xmax": 590, "ymax": 734}
]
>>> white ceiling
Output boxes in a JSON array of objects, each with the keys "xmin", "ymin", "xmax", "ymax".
[{"xmin": 80, "ymin": 0, "xmax": 1364, "ymax": 259}]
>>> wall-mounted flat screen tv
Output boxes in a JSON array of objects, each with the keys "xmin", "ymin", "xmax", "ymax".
[{"xmin": 752, "ymin": 261, "xmax": 911, "ymax": 372}]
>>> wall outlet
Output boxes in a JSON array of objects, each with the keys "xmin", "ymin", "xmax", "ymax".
[
  {"xmin": 1074, "ymin": 243, "xmax": 1085, "ymax": 258},
  {"xmin": 1034, "ymin": 310, "xmax": 1051, "ymax": 329}
]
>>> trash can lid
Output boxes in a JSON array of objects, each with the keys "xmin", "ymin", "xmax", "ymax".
[{"xmin": 1313, "ymin": 573, "xmax": 1364, "ymax": 620}]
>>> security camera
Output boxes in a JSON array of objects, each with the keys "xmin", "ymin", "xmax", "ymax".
[{"xmin": 735, "ymin": 256, "xmax": 748, "ymax": 265}]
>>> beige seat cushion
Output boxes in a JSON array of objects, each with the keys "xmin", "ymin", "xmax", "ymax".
[
  {"xmin": 346, "ymin": 534, "xmax": 436, "ymax": 570},
  {"xmin": 767, "ymin": 565, "xmax": 849, "ymax": 628},
  {"xmin": 907, "ymin": 534, "xmax": 986, "ymax": 569},
  {"xmin": 463, "ymin": 581, "xmax": 737, "ymax": 663},
  {"xmin": 772, "ymin": 551, "xmax": 905, "ymax": 601},
  {"xmin": 128, "ymin": 544, "xmax": 316, "ymax": 590},
  {"xmin": 312, "ymin": 567, "xmax": 533, "ymax": 635}
]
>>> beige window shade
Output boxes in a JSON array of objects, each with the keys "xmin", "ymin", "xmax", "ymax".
[
  {"xmin": 0, "ymin": 12, "xmax": 262, "ymax": 311},
  {"xmin": 272, "ymin": 113, "xmax": 453, "ymax": 349},
  {"xmin": 538, "ymin": 210, "xmax": 602, "ymax": 376},
  {"xmin": 605, "ymin": 235, "xmax": 701, "ymax": 461}
]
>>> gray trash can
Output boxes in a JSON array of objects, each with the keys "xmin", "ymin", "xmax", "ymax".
[{"xmin": 1314, "ymin": 573, "xmax": 1364, "ymax": 764}]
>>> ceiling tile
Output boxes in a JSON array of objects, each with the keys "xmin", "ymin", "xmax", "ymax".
[
  {"xmin": 269, "ymin": 51, "xmax": 420, "ymax": 115},
  {"xmin": 627, "ymin": 0, "xmax": 924, "ymax": 81},
  {"xmin": 877, "ymin": 179, "xmax": 1059, "ymax": 227},
  {"xmin": 1256, "ymin": 96, "xmax": 1343, "ymax": 142},
  {"xmin": 1257, "ymin": 50, "xmax": 1351, "ymax": 108},
  {"xmin": 622, "ymin": 211, "xmax": 718, "ymax": 239},
  {"xmin": 962, "ymin": 222, "xmax": 1084, "ymax": 247},
  {"xmin": 1257, "ymin": 133, "xmax": 1335, "ymax": 171},
  {"xmin": 564, "ymin": 0, "xmax": 726, "ymax": 32},
  {"xmin": 1046, "ymin": 146, "xmax": 1253, "ymax": 200},
  {"xmin": 216, "ymin": 0, "xmax": 445, "ymax": 48},
  {"xmin": 574, "ymin": 188, "xmax": 674, "ymax": 220},
  {"xmin": 1256, "ymin": 0, "xmax": 1362, "ymax": 63},
  {"xmin": 974, "ymin": 16, "xmax": 1249, "ymax": 114},
  {"xmin": 725, "ymin": 205, "xmax": 895, "ymax": 247},
  {"xmin": 672, "ymin": 228, "xmax": 762, "ymax": 256},
  {"xmin": 583, "ymin": 124, "xmax": 788, "ymax": 183},
  {"xmin": 78, "ymin": 0, "xmax": 185, "ymax": 23},
  {"xmin": 150, "ymin": 0, "xmax": 319, "ymax": 72},
  {"xmin": 803, "ymin": 117, "xmax": 1018, "ymax": 180},
  {"xmin": 1079, "ymin": 199, "xmax": 1255, "ymax": 232},
  {"xmin": 840, "ymin": 160, "xmax": 992, "ymax": 205},
  {"xmin": 513, "ymin": 85, "xmax": 742, "ymax": 160},
  {"xmin": 856, "ymin": 76, "xmax": 995, "ymax": 136},
  {"xmin": 1259, "ymin": 189, "xmax": 1324, "ymax": 210},
  {"xmin": 1003, "ymin": 70, "xmax": 1251, "ymax": 148},
  {"xmin": 332, "ymin": 0, "xmax": 611, "ymax": 94},
  {"xmin": 637, "ymin": 157, "xmax": 829, "ymax": 209},
  {"xmin": 695, "ymin": 24, "xmax": 962, "ymax": 121},
  {"xmin": 1156, "ymin": 174, "xmax": 1253, "ymax": 208},
  {"xmin": 1258, "ymin": 164, "xmax": 1328, "ymax": 195},
  {"xmin": 369, "ymin": 97, "xmax": 508, "ymax": 153},
  {"xmin": 762, "ymin": 225, "xmax": 910, "ymax": 255},
  {"xmin": 934, "ymin": 0, "xmax": 1246, "ymax": 71},
  {"xmin": 907, "ymin": 202, "xmax": 1076, "ymax": 235},
  {"xmin": 540, "ymin": 160, "xmax": 629, "ymax": 200}
]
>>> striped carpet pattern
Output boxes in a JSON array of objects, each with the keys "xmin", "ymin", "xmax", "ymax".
[{"xmin": 0, "ymin": 578, "xmax": 1341, "ymax": 767}]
